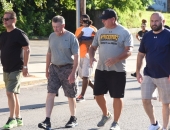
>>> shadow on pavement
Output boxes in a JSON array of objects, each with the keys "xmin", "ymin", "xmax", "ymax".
[
  {"xmin": 52, "ymin": 127, "xmax": 65, "ymax": 129},
  {"xmin": 126, "ymin": 79, "xmax": 137, "ymax": 83},
  {"xmin": 0, "ymin": 101, "xmax": 68, "ymax": 113},
  {"xmin": 88, "ymin": 128, "xmax": 99, "ymax": 130},
  {"xmin": 126, "ymin": 87, "xmax": 141, "ymax": 91}
]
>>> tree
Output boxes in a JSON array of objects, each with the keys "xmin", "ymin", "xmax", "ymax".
[
  {"xmin": 86, "ymin": 0, "xmax": 153, "ymax": 11},
  {"xmin": 85, "ymin": 0, "xmax": 153, "ymax": 28},
  {"xmin": 0, "ymin": 0, "xmax": 154, "ymax": 36}
]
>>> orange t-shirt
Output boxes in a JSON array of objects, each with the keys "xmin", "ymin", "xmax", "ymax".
[{"xmin": 75, "ymin": 25, "xmax": 97, "ymax": 58}]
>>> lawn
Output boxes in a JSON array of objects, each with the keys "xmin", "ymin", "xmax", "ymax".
[
  {"xmin": 138, "ymin": 10, "xmax": 170, "ymax": 26},
  {"xmin": 120, "ymin": 10, "xmax": 170, "ymax": 28}
]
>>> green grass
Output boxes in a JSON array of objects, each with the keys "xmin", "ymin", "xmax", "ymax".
[{"xmin": 119, "ymin": 10, "xmax": 170, "ymax": 28}]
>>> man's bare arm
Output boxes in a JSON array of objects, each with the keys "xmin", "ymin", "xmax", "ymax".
[
  {"xmin": 22, "ymin": 45, "xmax": 30, "ymax": 67},
  {"xmin": 136, "ymin": 52, "xmax": 145, "ymax": 74},
  {"xmin": 105, "ymin": 46, "xmax": 133, "ymax": 67},
  {"xmin": 72, "ymin": 54, "xmax": 79, "ymax": 74},
  {"xmin": 22, "ymin": 46, "xmax": 30, "ymax": 76},
  {"xmin": 68, "ymin": 54, "xmax": 79, "ymax": 84},
  {"xmin": 46, "ymin": 52, "xmax": 51, "ymax": 78},
  {"xmin": 136, "ymin": 52, "xmax": 145, "ymax": 83},
  {"xmin": 89, "ymin": 45, "xmax": 98, "ymax": 67}
]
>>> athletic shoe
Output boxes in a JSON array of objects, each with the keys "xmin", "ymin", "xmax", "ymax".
[
  {"xmin": 97, "ymin": 111, "xmax": 112, "ymax": 127},
  {"xmin": 110, "ymin": 121, "xmax": 120, "ymax": 130},
  {"xmin": 3, "ymin": 118, "xmax": 17, "ymax": 129},
  {"xmin": 76, "ymin": 95, "xmax": 85, "ymax": 102},
  {"xmin": 38, "ymin": 119, "xmax": 51, "ymax": 129},
  {"xmin": 16, "ymin": 118, "xmax": 23, "ymax": 126},
  {"xmin": 131, "ymin": 72, "xmax": 136, "ymax": 77},
  {"xmin": 65, "ymin": 116, "xmax": 78, "ymax": 128},
  {"xmin": 148, "ymin": 121, "xmax": 162, "ymax": 130}
]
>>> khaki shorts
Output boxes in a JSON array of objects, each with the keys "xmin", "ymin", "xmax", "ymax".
[
  {"xmin": 78, "ymin": 54, "xmax": 92, "ymax": 78},
  {"xmin": 3, "ymin": 71, "xmax": 22, "ymax": 94},
  {"xmin": 141, "ymin": 76, "xmax": 170, "ymax": 103}
]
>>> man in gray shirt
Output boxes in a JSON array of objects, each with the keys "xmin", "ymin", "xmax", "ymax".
[
  {"xmin": 89, "ymin": 9, "xmax": 133, "ymax": 130},
  {"xmin": 38, "ymin": 15, "xmax": 79, "ymax": 129}
]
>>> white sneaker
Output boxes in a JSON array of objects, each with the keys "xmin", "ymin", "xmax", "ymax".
[{"xmin": 148, "ymin": 121, "xmax": 162, "ymax": 130}]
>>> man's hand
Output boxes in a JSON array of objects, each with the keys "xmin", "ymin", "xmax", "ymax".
[
  {"xmin": 68, "ymin": 72, "xmax": 76, "ymax": 84},
  {"xmin": 136, "ymin": 72, "xmax": 143, "ymax": 83},
  {"xmin": 90, "ymin": 57, "xmax": 97, "ymax": 68},
  {"xmin": 105, "ymin": 57, "xmax": 118, "ymax": 67},
  {"xmin": 22, "ymin": 68, "xmax": 29, "ymax": 77}
]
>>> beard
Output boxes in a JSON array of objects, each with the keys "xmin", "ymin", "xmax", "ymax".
[{"xmin": 151, "ymin": 23, "xmax": 162, "ymax": 31}]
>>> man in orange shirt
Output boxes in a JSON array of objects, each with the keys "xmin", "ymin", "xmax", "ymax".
[{"xmin": 75, "ymin": 14, "xmax": 97, "ymax": 102}]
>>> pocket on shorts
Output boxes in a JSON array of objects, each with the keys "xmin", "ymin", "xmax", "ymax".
[{"xmin": 9, "ymin": 71, "xmax": 22, "ymax": 81}]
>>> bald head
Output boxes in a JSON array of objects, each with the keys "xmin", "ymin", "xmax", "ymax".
[
  {"xmin": 150, "ymin": 12, "xmax": 165, "ymax": 33},
  {"xmin": 151, "ymin": 12, "xmax": 164, "ymax": 21}
]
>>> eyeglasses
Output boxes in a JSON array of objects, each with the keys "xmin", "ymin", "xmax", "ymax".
[{"xmin": 2, "ymin": 18, "xmax": 14, "ymax": 21}]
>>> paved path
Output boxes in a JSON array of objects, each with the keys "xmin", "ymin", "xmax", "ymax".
[
  {"xmin": 0, "ymin": 75, "xmax": 162, "ymax": 130},
  {"xmin": 0, "ymin": 33, "xmax": 165, "ymax": 130},
  {"xmin": 0, "ymin": 34, "xmax": 142, "ymax": 88}
]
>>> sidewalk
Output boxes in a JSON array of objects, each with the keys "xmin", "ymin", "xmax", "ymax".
[{"xmin": 0, "ymin": 33, "xmax": 140, "ymax": 89}]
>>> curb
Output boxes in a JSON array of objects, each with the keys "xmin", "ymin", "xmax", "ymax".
[{"xmin": 0, "ymin": 79, "xmax": 47, "ymax": 89}]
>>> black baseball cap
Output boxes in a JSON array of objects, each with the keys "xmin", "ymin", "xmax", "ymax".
[{"xmin": 100, "ymin": 9, "xmax": 117, "ymax": 20}]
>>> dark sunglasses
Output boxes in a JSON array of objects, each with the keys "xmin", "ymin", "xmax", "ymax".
[{"xmin": 2, "ymin": 18, "xmax": 14, "ymax": 21}]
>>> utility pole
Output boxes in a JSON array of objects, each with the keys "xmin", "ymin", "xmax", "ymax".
[
  {"xmin": 80, "ymin": 0, "xmax": 86, "ymax": 15},
  {"xmin": 76, "ymin": 0, "xmax": 80, "ymax": 28},
  {"xmin": 76, "ymin": 0, "xmax": 86, "ymax": 28}
]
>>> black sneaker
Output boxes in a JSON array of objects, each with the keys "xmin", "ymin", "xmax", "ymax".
[
  {"xmin": 38, "ymin": 119, "xmax": 51, "ymax": 129},
  {"xmin": 65, "ymin": 116, "xmax": 78, "ymax": 128},
  {"xmin": 131, "ymin": 72, "xmax": 136, "ymax": 77}
]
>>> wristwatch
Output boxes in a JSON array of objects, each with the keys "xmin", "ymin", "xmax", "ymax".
[{"xmin": 23, "ymin": 66, "xmax": 27, "ymax": 69}]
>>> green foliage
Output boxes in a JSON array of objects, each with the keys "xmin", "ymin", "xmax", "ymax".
[
  {"xmin": 0, "ymin": 0, "xmax": 13, "ymax": 33},
  {"xmin": 86, "ymin": 0, "xmax": 154, "ymax": 28},
  {"xmin": 60, "ymin": 0, "xmax": 75, "ymax": 10},
  {"xmin": 0, "ymin": 0, "xmax": 13, "ymax": 11},
  {"xmin": 34, "ymin": 0, "xmax": 46, "ymax": 8},
  {"xmin": 86, "ymin": 0, "xmax": 153, "ymax": 11},
  {"xmin": 0, "ymin": 0, "xmax": 163, "ymax": 38}
]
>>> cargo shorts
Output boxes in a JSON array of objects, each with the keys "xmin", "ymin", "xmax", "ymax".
[
  {"xmin": 47, "ymin": 64, "xmax": 77, "ymax": 98},
  {"xmin": 3, "ymin": 71, "xmax": 22, "ymax": 94},
  {"xmin": 141, "ymin": 76, "xmax": 170, "ymax": 103}
]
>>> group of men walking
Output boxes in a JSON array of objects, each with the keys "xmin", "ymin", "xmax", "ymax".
[{"xmin": 0, "ymin": 8, "xmax": 170, "ymax": 130}]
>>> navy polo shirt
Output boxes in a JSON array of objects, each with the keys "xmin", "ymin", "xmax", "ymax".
[{"xmin": 139, "ymin": 29, "xmax": 170, "ymax": 78}]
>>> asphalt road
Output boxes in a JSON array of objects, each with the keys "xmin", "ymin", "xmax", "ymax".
[{"xmin": 0, "ymin": 34, "xmax": 165, "ymax": 130}]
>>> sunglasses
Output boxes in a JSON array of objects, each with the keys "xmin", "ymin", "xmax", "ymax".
[{"xmin": 2, "ymin": 18, "xmax": 14, "ymax": 21}]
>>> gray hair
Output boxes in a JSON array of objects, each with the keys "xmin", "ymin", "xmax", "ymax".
[
  {"xmin": 52, "ymin": 15, "xmax": 65, "ymax": 24},
  {"xmin": 4, "ymin": 10, "xmax": 17, "ymax": 19}
]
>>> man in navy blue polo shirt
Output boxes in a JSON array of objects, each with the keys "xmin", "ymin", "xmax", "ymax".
[{"xmin": 136, "ymin": 12, "xmax": 170, "ymax": 130}]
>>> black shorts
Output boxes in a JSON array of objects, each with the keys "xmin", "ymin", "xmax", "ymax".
[{"xmin": 93, "ymin": 69, "xmax": 126, "ymax": 98}]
